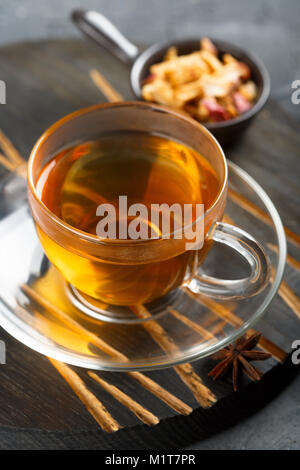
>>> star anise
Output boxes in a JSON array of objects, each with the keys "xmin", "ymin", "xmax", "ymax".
[{"xmin": 208, "ymin": 332, "xmax": 272, "ymax": 391}]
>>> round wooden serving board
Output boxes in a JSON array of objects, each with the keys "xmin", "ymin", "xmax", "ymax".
[{"xmin": 0, "ymin": 38, "xmax": 299, "ymax": 450}]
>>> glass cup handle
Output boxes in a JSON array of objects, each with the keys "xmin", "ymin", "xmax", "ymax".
[{"xmin": 187, "ymin": 222, "xmax": 271, "ymax": 300}]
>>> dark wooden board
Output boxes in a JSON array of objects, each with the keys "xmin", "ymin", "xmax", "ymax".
[{"xmin": 0, "ymin": 38, "xmax": 299, "ymax": 450}]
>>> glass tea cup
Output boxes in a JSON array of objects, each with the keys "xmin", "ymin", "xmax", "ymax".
[{"xmin": 27, "ymin": 102, "xmax": 270, "ymax": 311}]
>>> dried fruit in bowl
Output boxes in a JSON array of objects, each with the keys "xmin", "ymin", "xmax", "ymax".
[{"xmin": 141, "ymin": 38, "xmax": 258, "ymax": 123}]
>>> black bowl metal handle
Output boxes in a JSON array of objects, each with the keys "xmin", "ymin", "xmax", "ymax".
[{"xmin": 71, "ymin": 10, "xmax": 140, "ymax": 64}]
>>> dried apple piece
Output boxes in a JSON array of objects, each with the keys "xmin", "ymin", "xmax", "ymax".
[
  {"xmin": 200, "ymin": 37, "xmax": 218, "ymax": 55},
  {"xmin": 239, "ymin": 81, "xmax": 257, "ymax": 101},
  {"xmin": 237, "ymin": 62, "xmax": 251, "ymax": 80},
  {"xmin": 142, "ymin": 79, "xmax": 174, "ymax": 106},
  {"xmin": 233, "ymin": 92, "xmax": 251, "ymax": 113},
  {"xmin": 223, "ymin": 53, "xmax": 238, "ymax": 65},
  {"xmin": 201, "ymin": 98, "xmax": 231, "ymax": 122},
  {"xmin": 164, "ymin": 46, "xmax": 178, "ymax": 61},
  {"xmin": 174, "ymin": 80, "xmax": 203, "ymax": 106},
  {"xmin": 201, "ymin": 50, "xmax": 223, "ymax": 72}
]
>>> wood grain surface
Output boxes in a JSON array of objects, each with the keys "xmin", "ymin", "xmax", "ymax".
[{"xmin": 0, "ymin": 38, "xmax": 298, "ymax": 450}]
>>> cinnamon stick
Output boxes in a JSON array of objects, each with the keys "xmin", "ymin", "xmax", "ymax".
[
  {"xmin": 268, "ymin": 243, "xmax": 300, "ymax": 272},
  {"xmin": 0, "ymin": 129, "xmax": 25, "ymax": 166},
  {"xmin": 89, "ymin": 372, "xmax": 159, "ymax": 426},
  {"xmin": 185, "ymin": 288, "xmax": 287, "ymax": 363},
  {"xmin": 21, "ymin": 283, "xmax": 192, "ymax": 415},
  {"xmin": 90, "ymin": 69, "xmax": 124, "ymax": 102},
  {"xmin": 49, "ymin": 358, "xmax": 120, "ymax": 432},
  {"xmin": 228, "ymin": 188, "xmax": 300, "ymax": 248},
  {"xmin": 278, "ymin": 280, "xmax": 300, "ymax": 320},
  {"xmin": 131, "ymin": 304, "xmax": 216, "ymax": 408}
]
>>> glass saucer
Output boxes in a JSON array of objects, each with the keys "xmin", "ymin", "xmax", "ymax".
[{"xmin": 0, "ymin": 162, "xmax": 286, "ymax": 371}]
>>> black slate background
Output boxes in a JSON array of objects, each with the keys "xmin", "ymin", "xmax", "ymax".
[{"xmin": 0, "ymin": 0, "xmax": 299, "ymax": 450}]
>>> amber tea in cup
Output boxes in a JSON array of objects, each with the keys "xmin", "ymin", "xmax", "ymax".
[
  {"xmin": 35, "ymin": 132, "xmax": 220, "ymax": 305},
  {"xmin": 28, "ymin": 102, "xmax": 270, "ymax": 310}
]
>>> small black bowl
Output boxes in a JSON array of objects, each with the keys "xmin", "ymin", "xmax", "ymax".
[
  {"xmin": 131, "ymin": 39, "xmax": 270, "ymax": 146},
  {"xmin": 72, "ymin": 10, "xmax": 270, "ymax": 146}
]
